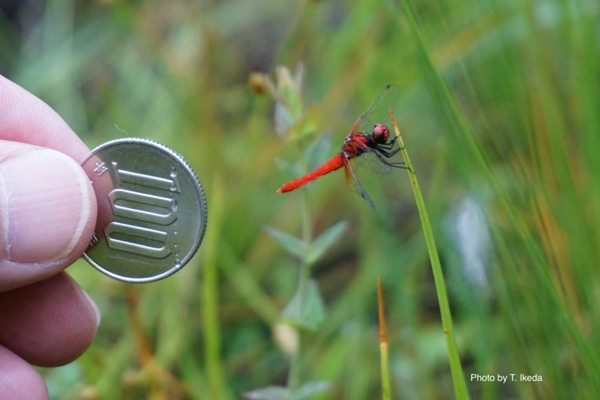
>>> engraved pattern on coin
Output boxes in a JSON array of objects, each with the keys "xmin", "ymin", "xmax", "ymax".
[{"xmin": 81, "ymin": 138, "xmax": 207, "ymax": 283}]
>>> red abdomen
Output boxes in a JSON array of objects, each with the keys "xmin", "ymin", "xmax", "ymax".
[{"xmin": 277, "ymin": 154, "xmax": 344, "ymax": 193}]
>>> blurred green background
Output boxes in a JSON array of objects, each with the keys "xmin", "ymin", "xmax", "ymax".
[{"xmin": 1, "ymin": 0, "xmax": 599, "ymax": 399}]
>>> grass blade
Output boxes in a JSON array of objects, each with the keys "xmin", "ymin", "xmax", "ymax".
[{"xmin": 389, "ymin": 112, "xmax": 469, "ymax": 400}]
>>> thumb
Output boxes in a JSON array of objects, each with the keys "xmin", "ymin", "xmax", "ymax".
[{"xmin": 0, "ymin": 141, "xmax": 97, "ymax": 291}]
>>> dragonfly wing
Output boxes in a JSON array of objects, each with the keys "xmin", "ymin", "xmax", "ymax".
[
  {"xmin": 350, "ymin": 148, "xmax": 394, "ymax": 176},
  {"xmin": 343, "ymin": 154, "xmax": 376, "ymax": 210},
  {"xmin": 350, "ymin": 84, "xmax": 401, "ymax": 135}
]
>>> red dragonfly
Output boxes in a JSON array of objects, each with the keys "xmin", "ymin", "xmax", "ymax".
[{"xmin": 277, "ymin": 84, "xmax": 405, "ymax": 210}]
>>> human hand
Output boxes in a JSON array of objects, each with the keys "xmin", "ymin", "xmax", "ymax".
[{"xmin": 0, "ymin": 75, "xmax": 100, "ymax": 400}]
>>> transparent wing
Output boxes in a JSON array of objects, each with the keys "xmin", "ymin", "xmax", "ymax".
[
  {"xmin": 343, "ymin": 154, "xmax": 376, "ymax": 210},
  {"xmin": 350, "ymin": 84, "xmax": 401, "ymax": 135},
  {"xmin": 350, "ymin": 148, "xmax": 395, "ymax": 176}
]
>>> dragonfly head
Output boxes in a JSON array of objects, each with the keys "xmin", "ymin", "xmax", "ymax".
[{"xmin": 372, "ymin": 124, "xmax": 389, "ymax": 144}]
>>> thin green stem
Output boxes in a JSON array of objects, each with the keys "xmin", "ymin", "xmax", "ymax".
[
  {"xmin": 378, "ymin": 277, "xmax": 392, "ymax": 400},
  {"xmin": 380, "ymin": 343, "xmax": 391, "ymax": 400},
  {"xmin": 390, "ymin": 114, "xmax": 469, "ymax": 400},
  {"xmin": 202, "ymin": 177, "xmax": 225, "ymax": 399},
  {"xmin": 287, "ymin": 187, "xmax": 313, "ymax": 394},
  {"xmin": 298, "ymin": 191, "xmax": 313, "ymax": 309},
  {"xmin": 287, "ymin": 321, "xmax": 305, "ymax": 394}
]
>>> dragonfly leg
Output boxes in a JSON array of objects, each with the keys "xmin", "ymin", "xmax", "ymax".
[
  {"xmin": 378, "ymin": 156, "xmax": 414, "ymax": 173},
  {"xmin": 389, "ymin": 162, "xmax": 414, "ymax": 173},
  {"xmin": 375, "ymin": 147, "xmax": 401, "ymax": 158},
  {"xmin": 373, "ymin": 151, "xmax": 404, "ymax": 168},
  {"xmin": 378, "ymin": 141, "xmax": 396, "ymax": 150},
  {"xmin": 382, "ymin": 137, "xmax": 405, "ymax": 150},
  {"xmin": 393, "ymin": 162, "xmax": 414, "ymax": 174},
  {"xmin": 377, "ymin": 143, "xmax": 395, "ymax": 150},
  {"xmin": 387, "ymin": 137, "xmax": 406, "ymax": 150},
  {"xmin": 386, "ymin": 161, "xmax": 408, "ymax": 169}
]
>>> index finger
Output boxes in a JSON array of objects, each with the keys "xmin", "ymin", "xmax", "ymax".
[{"xmin": 0, "ymin": 76, "xmax": 97, "ymax": 291}]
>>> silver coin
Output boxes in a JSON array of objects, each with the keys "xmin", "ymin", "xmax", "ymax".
[{"xmin": 80, "ymin": 138, "xmax": 207, "ymax": 283}]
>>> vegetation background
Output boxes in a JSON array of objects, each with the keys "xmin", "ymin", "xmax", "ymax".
[{"xmin": 1, "ymin": 0, "xmax": 598, "ymax": 399}]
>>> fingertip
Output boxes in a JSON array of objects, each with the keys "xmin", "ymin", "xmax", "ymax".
[
  {"xmin": 0, "ymin": 148, "xmax": 96, "ymax": 263},
  {"xmin": 0, "ymin": 145, "xmax": 97, "ymax": 290},
  {"xmin": 82, "ymin": 290, "xmax": 101, "ymax": 328}
]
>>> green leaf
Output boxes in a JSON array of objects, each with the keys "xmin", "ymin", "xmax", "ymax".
[
  {"xmin": 274, "ymin": 102, "xmax": 295, "ymax": 137},
  {"xmin": 244, "ymin": 386, "xmax": 290, "ymax": 400},
  {"xmin": 276, "ymin": 65, "xmax": 303, "ymax": 118},
  {"xmin": 306, "ymin": 221, "xmax": 348, "ymax": 264},
  {"xmin": 304, "ymin": 133, "xmax": 332, "ymax": 171},
  {"xmin": 281, "ymin": 280, "xmax": 326, "ymax": 331},
  {"xmin": 286, "ymin": 104, "xmax": 319, "ymax": 142},
  {"xmin": 294, "ymin": 381, "xmax": 332, "ymax": 400},
  {"xmin": 264, "ymin": 226, "xmax": 305, "ymax": 258},
  {"xmin": 274, "ymin": 157, "xmax": 299, "ymax": 179}
]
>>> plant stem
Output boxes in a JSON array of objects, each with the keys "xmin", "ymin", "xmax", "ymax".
[
  {"xmin": 390, "ymin": 113, "xmax": 470, "ymax": 400},
  {"xmin": 377, "ymin": 277, "xmax": 392, "ymax": 400},
  {"xmin": 287, "ymin": 188, "xmax": 313, "ymax": 394},
  {"xmin": 203, "ymin": 177, "xmax": 225, "ymax": 399}
]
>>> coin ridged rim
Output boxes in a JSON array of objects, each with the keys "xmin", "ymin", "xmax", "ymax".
[{"xmin": 81, "ymin": 137, "xmax": 208, "ymax": 283}]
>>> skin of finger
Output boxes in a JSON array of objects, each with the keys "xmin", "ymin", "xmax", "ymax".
[
  {"xmin": 0, "ymin": 272, "xmax": 98, "ymax": 367},
  {"xmin": 0, "ymin": 345, "xmax": 48, "ymax": 400},
  {"xmin": 0, "ymin": 141, "xmax": 97, "ymax": 292},
  {"xmin": 0, "ymin": 76, "xmax": 98, "ymax": 291},
  {"xmin": 0, "ymin": 75, "xmax": 90, "ymax": 161}
]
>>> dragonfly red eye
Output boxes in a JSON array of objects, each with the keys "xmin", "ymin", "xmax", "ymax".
[{"xmin": 373, "ymin": 124, "xmax": 389, "ymax": 143}]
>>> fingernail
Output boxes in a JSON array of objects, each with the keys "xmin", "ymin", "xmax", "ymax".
[
  {"xmin": 0, "ymin": 149, "xmax": 93, "ymax": 263},
  {"xmin": 82, "ymin": 290, "xmax": 101, "ymax": 327}
]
